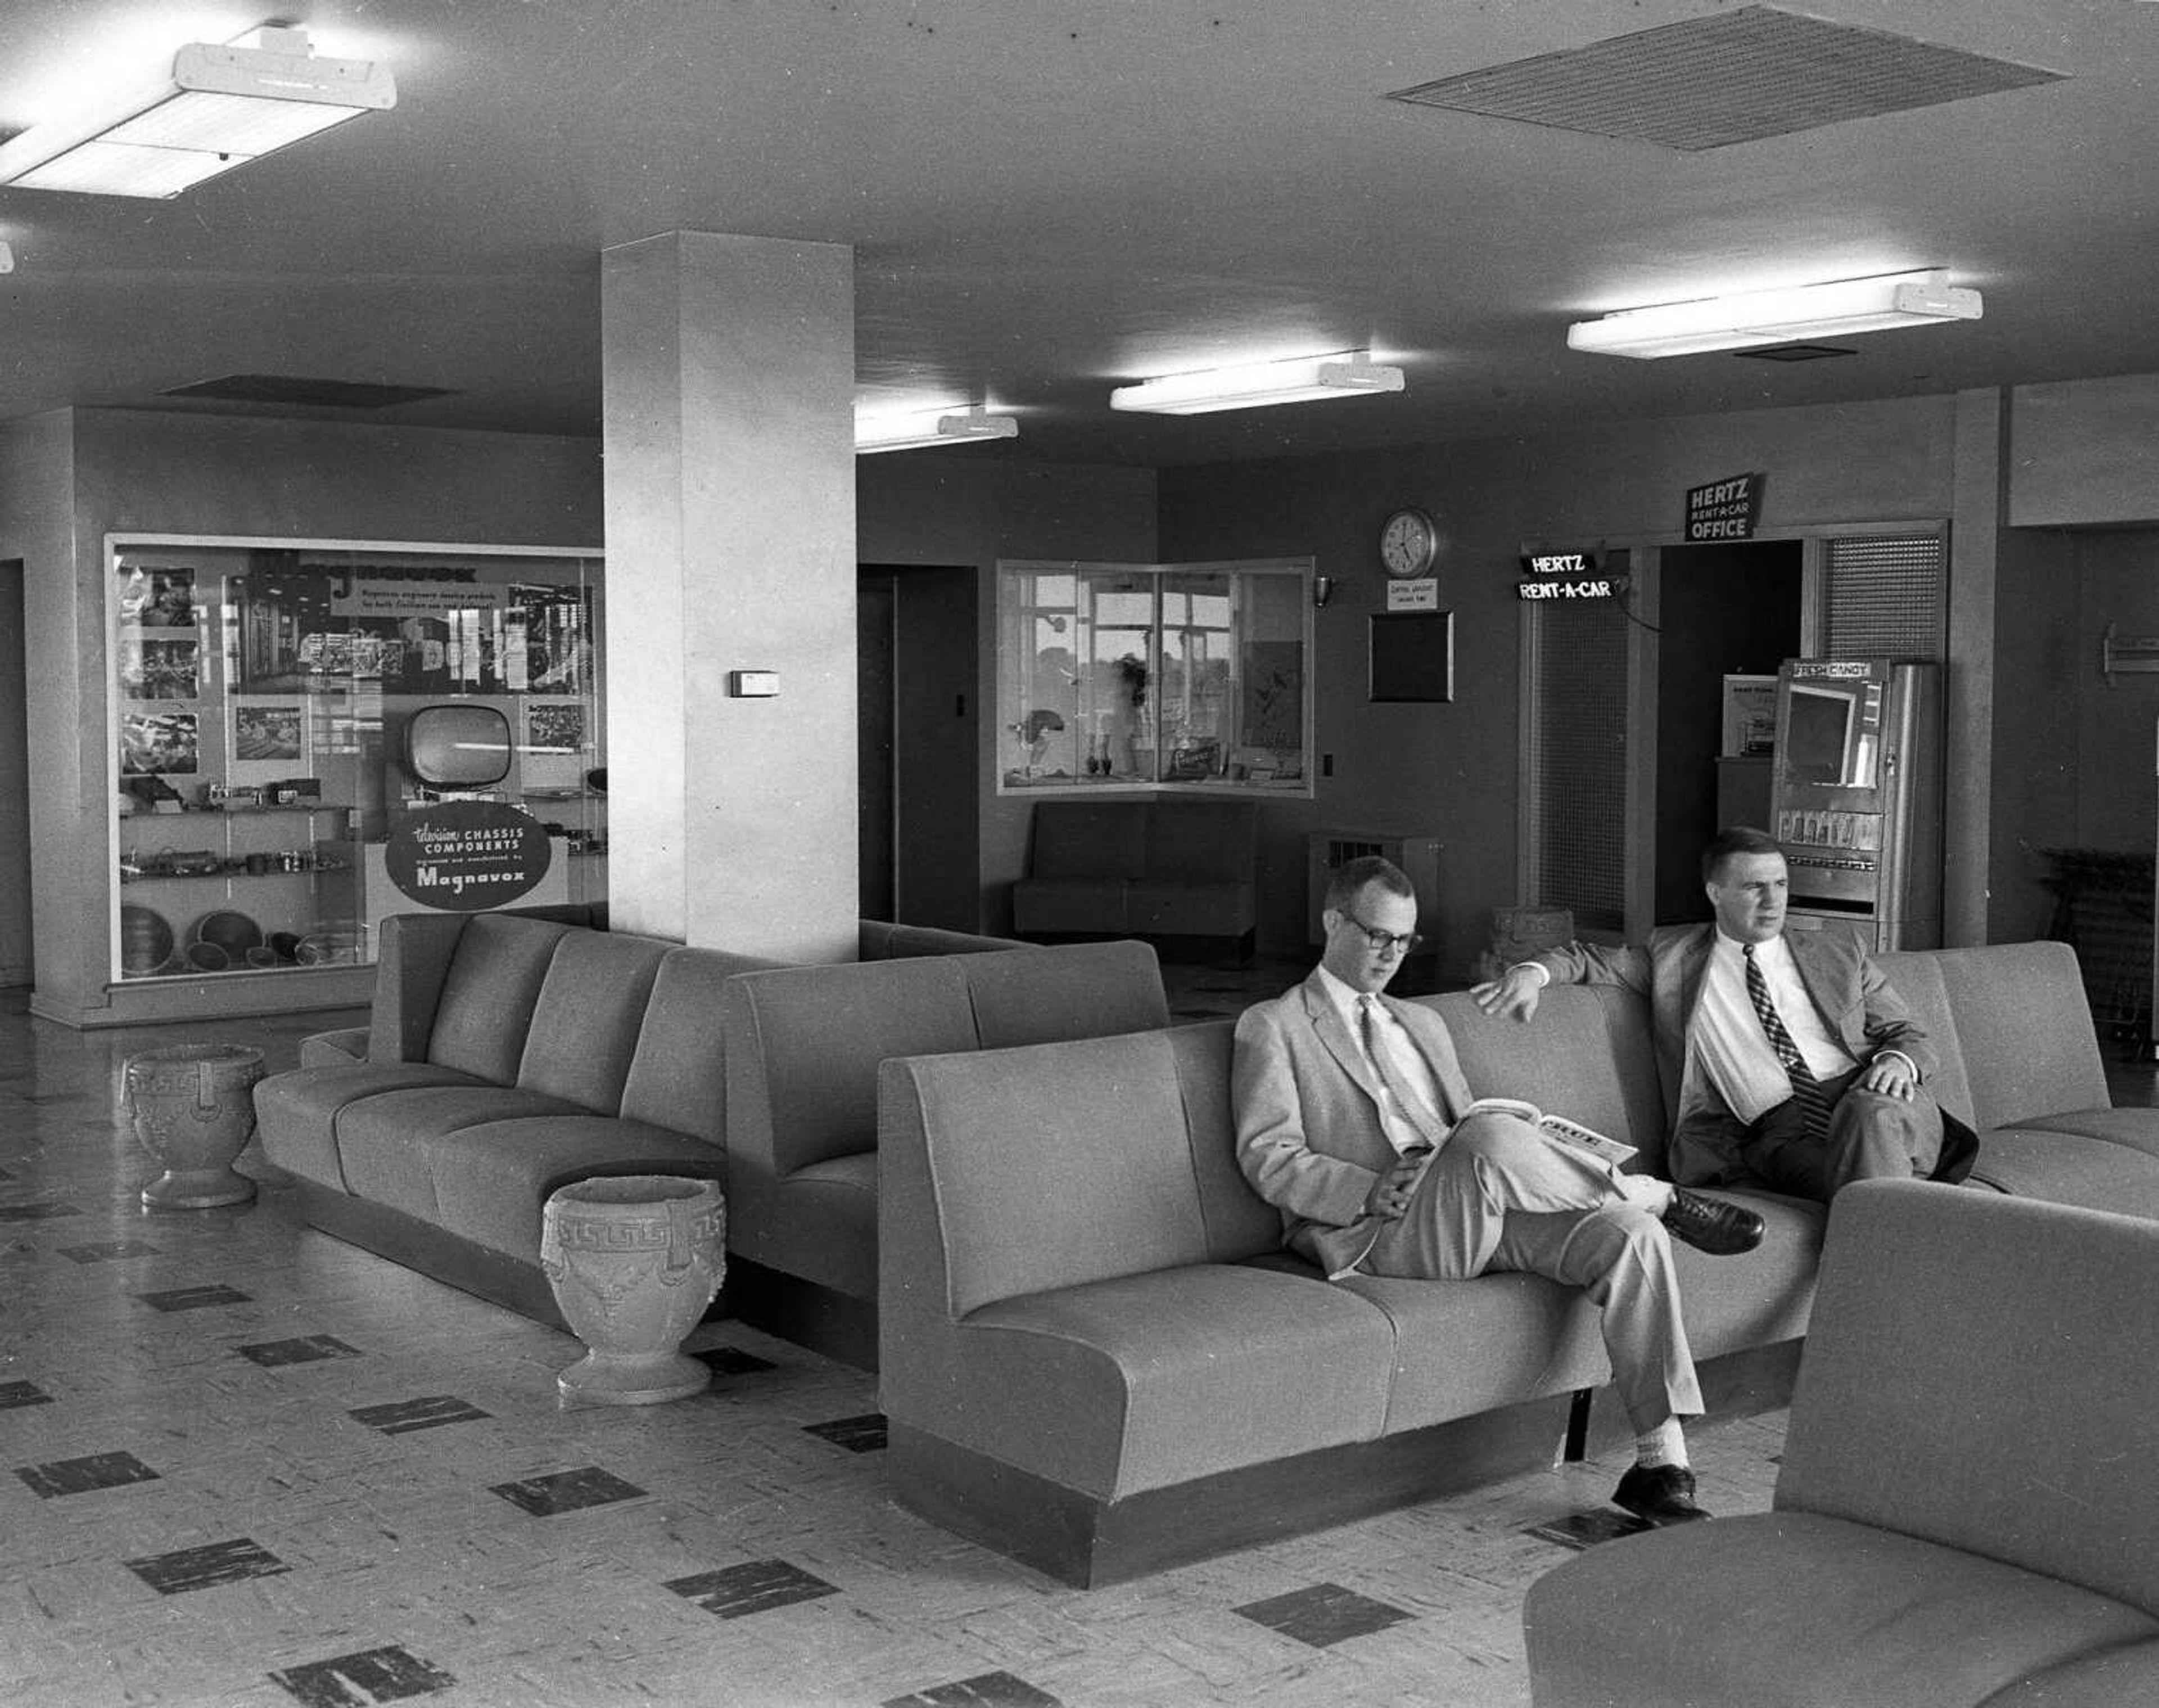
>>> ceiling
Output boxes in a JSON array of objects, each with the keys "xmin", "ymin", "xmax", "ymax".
[{"xmin": 0, "ymin": 1, "xmax": 2155, "ymax": 469}]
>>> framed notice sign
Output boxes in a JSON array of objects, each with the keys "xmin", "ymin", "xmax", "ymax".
[{"xmin": 1368, "ymin": 611, "xmax": 1455, "ymax": 704}]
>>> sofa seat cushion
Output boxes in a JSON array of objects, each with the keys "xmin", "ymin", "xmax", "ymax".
[
  {"xmin": 1969, "ymin": 1127, "xmax": 2159, "ymax": 1216},
  {"xmin": 1668, "ymin": 1189, "xmax": 1823, "ymax": 1358},
  {"xmin": 1340, "ymin": 1268, "xmax": 1613, "ymax": 1433},
  {"xmin": 1524, "ymin": 1511, "xmax": 2159, "ymax": 1708},
  {"xmin": 1010, "ymin": 876, "xmax": 1130, "ymax": 934},
  {"xmin": 942, "ymin": 1264, "xmax": 1396, "ymax": 1500},
  {"xmin": 2003, "ymin": 1106, "xmax": 2159, "ymax": 1159},
  {"xmin": 728, "ymin": 1153, "xmax": 879, "ymax": 1298},
  {"xmin": 335, "ymin": 1086, "xmax": 589, "ymax": 1217},
  {"xmin": 417, "ymin": 1115, "xmax": 726, "ymax": 1262},
  {"xmin": 254, "ymin": 1063, "xmax": 494, "ymax": 1189}
]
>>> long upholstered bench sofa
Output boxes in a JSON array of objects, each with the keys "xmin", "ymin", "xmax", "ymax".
[
  {"xmin": 254, "ymin": 909, "xmax": 1165, "ymax": 1353},
  {"xmin": 1525, "ymin": 1179, "xmax": 2159, "ymax": 1708},
  {"xmin": 875, "ymin": 939, "xmax": 2159, "ymax": 1586}
]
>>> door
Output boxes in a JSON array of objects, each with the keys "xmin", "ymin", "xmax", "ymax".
[{"xmin": 857, "ymin": 565, "xmax": 979, "ymax": 930}]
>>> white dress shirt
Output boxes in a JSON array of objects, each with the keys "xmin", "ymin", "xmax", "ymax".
[
  {"xmin": 1314, "ymin": 965, "xmax": 1442, "ymax": 1156},
  {"xmin": 1689, "ymin": 930, "xmax": 1859, "ymax": 1125}
]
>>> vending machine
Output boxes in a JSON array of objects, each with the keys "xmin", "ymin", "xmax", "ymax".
[{"xmin": 1768, "ymin": 658, "xmax": 1943, "ymax": 951}]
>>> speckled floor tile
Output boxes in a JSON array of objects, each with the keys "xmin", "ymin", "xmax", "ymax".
[{"xmin": 0, "ymin": 986, "xmax": 1797, "ymax": 1706}]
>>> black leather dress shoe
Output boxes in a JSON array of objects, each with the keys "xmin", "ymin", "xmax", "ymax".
[
  {"xmin": 1613, "ymin": 1462, "xmax": 1712, "ymax": 1525},
  {"xmin": 1663, "ymin": 1190, "xmax": 1765, "ymax": 1255}
]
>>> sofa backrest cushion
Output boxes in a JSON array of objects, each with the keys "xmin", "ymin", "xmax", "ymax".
[
  {"xmin": 1778, "ymin": 1180, "xmax": 2159, "ymax": 1616},
  {"xmin": 514, "ymin": 929, "xmax": 672, "ymax": 1113},
  {"xmin": 1426, "ymin": 984, "xmax": 1671, "ymax": 1177},
  {"xmin": 964, "ymin": 940, "xmax": 1169, "ymax": 1048},
  {"xmin": 1144, "ymin": 798, "xmax": 1258, "ymax": 884},
  {"xmin": 369, "ymin": 912, "xmax": 473, "ymax": 1062},
  {"xmin": 1879, "ymin": 942, "xmax": 2109, "ymax": 1129},
  {"xmin": 888, "ymin": 1029, "xmax": 1209, "ymax": 1317},
  {"xmin": 726, "ymin": 958, "xmax": 981, "ymax": 1177},
  {"xmin": 1167, "ymin": 1020, "xmax": 1283, "ymax": 1261},
  {"xmin": 612, "ymin": 945, "xmax": 785, "ymax": 1142},
  {"xmin": 1029, "ymin": 801, "xmax": 1148, "ymax": 880},
  {"xmin": 426, "ymin": 914, "xmax": 581, "ymax": 1081}
]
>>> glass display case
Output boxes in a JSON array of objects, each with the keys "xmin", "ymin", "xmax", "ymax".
[
  {"xmin": 995, "ymin": 558, "xmax": 1313, "ymax": 796},
  {"xmin": 109, "ymin": 537, "xmax": 604, "ymax": 984}
]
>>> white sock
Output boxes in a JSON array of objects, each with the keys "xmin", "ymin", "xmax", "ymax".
[{"xmin": 1635, "ymin": 1417, "xmax": 1688, "ymax": 1470}]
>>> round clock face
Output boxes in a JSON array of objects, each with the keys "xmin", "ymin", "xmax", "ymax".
[{"xmin": 1380, "ymin": 507, "xmax": 1438, "ymax": 578}]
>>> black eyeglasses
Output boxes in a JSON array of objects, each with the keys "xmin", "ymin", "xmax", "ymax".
[{"xmin": 1340, "ymin": 912, "xmax": 1422, "ymax": 955}]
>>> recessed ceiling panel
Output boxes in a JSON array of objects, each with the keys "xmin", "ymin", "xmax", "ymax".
[{"xmin": 1386, "ymin": 6, "xmax": 2064, "ymax": 151}]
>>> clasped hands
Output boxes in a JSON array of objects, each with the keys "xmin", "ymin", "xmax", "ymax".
[{"xmin": 1364, "ymin": 1148, "xmax": 1431, "ymax": 1221}]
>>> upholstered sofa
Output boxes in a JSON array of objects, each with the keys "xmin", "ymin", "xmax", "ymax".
[
  {"xmin": 256, "ymin": 910, "xmax": 1150, "ymax": 1349},
  {"xmin": 1010, "ymin": 797, "xmax": 1259, "ymax": 955},
  {"xmin": 875, "ymin": 939, "xmax": 2159, "ymax": 1585},
  {"xmin": 256, "ymin": 910, "xmax": 782, "ymax": 1325},
  {"xmin": 1524, "ymin": 1179, "xmax": 2159, "ymax": 1708},
  {"xmin": 720, "ymin": 939, "xmax": 1171, "ymax": 1366}
]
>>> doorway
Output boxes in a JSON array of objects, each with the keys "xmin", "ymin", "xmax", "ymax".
[
  {"xmin": 857, "ymin": 564, "xmax": 979, "ymax": 930},
  {"xmin": 1654, "ymin": 540, "xmax": 1803, "ymax": 923}
]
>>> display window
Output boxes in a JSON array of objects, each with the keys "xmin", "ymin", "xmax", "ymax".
[
  {"xmin": 995, "ymin": 558, "xmax": 1313, "ymax": 796},
  {"xmin": 109, "ymin": 537, "xmax": 604, "ymax": 984}
]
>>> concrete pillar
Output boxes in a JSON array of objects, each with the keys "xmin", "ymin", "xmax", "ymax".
[{"xmin": 600, "ymin": 232, "xmax": 857, "ymax": 960}]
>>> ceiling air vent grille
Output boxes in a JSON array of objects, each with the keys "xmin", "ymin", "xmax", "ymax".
[
  {"xmin": 161, "ymin": 374, "xmax": 455, "ymax": 409},
  {"xmin": 1386, "ymin": 5, "xmax": 2063, "ymax": 151}
]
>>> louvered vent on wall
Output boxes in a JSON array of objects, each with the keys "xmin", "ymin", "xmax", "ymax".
[
  {"xmin": 1525, "ymin": 573, "xmax": 1628, "ymax": 932},
  {"xmin": 1824, "ymin": 534, "xmax": 1948, "ymax": 660}
]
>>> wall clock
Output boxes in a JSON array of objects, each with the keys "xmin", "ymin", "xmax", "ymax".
[{"xmin": 1380, "ymin": 507, "xmax": 1440, "ymax": 579}]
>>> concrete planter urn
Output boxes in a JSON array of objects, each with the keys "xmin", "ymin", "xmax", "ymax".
[
  {"xmin": 122, "ymin": 1042, "xmax": 265, "ymax": 1210},
  {"xmin": 540, "ymin": 1174, "xmax": 725, "ymax": 1405}
]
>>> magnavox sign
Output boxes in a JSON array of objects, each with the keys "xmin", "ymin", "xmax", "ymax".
[{"xmin": 1684, "ymin": 472, "xmax": 1765, "ymax": 541}]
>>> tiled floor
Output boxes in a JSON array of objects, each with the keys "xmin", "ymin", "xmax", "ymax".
[{"xmin": 0, "ymin": 979, "xmax": 1789, "ymax": 1708}]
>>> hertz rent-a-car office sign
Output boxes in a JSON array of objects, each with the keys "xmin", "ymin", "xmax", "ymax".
[{"xmin": 1684, "ymin": 471, "xmax": 1765, "ymax": 541}]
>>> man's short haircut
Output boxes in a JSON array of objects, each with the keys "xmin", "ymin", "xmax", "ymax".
[
  {"xmin": 1325, "ymin": 854, "xmax": 1415, "ymax": 915},
  {"xmin": 1702, "ymin": 824, "xmax": 1785, "ymax": 884}
]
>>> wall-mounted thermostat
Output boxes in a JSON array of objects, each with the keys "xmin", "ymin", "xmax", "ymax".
[{"xmin": 728, "ymin": 670, "xmax": 780, "ymax": 698}]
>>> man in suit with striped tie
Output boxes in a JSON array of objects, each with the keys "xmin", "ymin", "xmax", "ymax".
[
  {"xmin": 1475, "ymin": 825, "xmax": 1977, "ymax": 1201},
  {"xmin": 1232, "ymin": 855, "xmax": 1763, "ymax": 1526}
]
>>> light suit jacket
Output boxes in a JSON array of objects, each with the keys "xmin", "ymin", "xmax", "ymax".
[
  {"xmin": 1529, "ymin": 923, "xmax": 1936, "ymax": 1186},
  {"xmin": 1232, "ymin": 973, "xmax": 1474, "ymax": 1278}
]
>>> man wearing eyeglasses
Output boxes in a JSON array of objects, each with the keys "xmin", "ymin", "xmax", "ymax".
[{"xmin": 1233, "ymin": 855, "xmax": 1764, "ymax": 1526}]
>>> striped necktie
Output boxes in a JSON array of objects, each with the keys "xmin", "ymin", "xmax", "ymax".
[
  {"xmin": 1359, "ymin": 996, "xmax": 1448, "ymax": 1150},
  {"xmin": 1744, "ymin": 943, "xmax": 1832, "ymax": 1140}
]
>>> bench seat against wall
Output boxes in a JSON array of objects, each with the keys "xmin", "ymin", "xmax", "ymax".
[
  {"xmin": 255, "ymin": 911, "xmax": 780, "ymax": 1326},
  {"xmin": 876, "ymin": 939, "xmax": 2159, "ymax": 1587},
  {"xmin": 1010, "ymin": 797, "xmax": 1259, "ymax": 953},
  {"xmin": 719, "ymin": 939, "xmax": 1170, "ymax": 1367},
  {"xmin": 1524, "ymin": 1180, "xmax": 2159, "ymax": 1708}
]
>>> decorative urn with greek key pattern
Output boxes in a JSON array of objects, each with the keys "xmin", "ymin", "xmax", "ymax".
[
  {"xmin": 539, "ymin": 1175, "xmax": 725, "ymax": 1405},
  {"xmin": 123, "ymin": 1042, "xmax": 265, "ymax": 1210}
]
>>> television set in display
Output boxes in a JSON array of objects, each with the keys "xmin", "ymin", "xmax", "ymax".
[{"xmin": 403, "ymin": 703, "xmax": 512, "ymax": 788}]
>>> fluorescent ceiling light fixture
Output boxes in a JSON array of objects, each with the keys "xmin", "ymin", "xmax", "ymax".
[
  {"xmin": 0, "ymin": 25, "xmax": 395, "ymax": 198},
  {"xmin": 1566, "ymin": 269, "xmax": 1981, "ymax": 359},
  {"xmin": 853, "ymin": 404, "xmax": 1019, "ymax": 454},
  {"xmin": 1109, "ymin": 350, "xmax": 1404, "ymax": 414}
]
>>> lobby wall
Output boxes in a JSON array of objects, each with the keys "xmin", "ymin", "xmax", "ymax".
[
  {"xmin": 1158, "ymin": 396, "xmax": 1959, "ymax": 979},
  {"xmin": 857, "ymin": 454, "xmax": 1159, "ymax": 932}
]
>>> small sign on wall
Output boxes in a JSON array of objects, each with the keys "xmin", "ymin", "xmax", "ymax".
[
  {"xmin": 1684, "ymin": 472, "xmax": 1765, "ymax": 541},
  {"xmin": 1386, "ymin": 577, "xmax": 1439, "ymax": 611}
]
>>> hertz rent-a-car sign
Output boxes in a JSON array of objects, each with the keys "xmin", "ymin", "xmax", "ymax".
[{"xmin": 385, "ymin": 801, "xmax": 552, "ymax": 911}]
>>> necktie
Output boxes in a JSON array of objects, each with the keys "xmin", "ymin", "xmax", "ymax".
[
  {"xmin": 1359, "ymin": 996, "xmax": 1448, "ymax": 1150},
  {"xmin": 1744, "ymin": 944, "xmax": 1832, "ymax": 1140}
]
